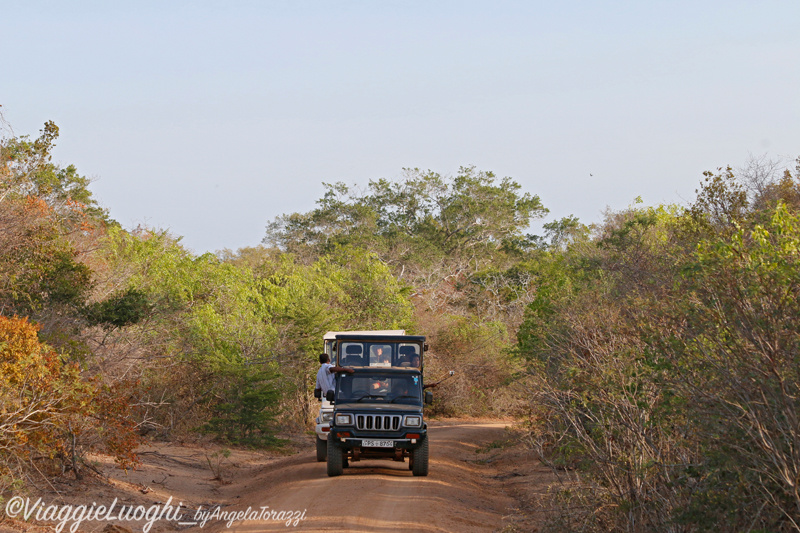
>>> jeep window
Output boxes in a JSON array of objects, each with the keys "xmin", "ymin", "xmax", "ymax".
[
  {"xmin": 340, "ymin": 342, "xmax": 365, "ymax": 366},
  {"xmin": 369, "ymin": 345, "xmax": 392, "ymax": 367},
  {"xmin": 397, "ymin": 344, "xmax": 420, "ymax": 367}
]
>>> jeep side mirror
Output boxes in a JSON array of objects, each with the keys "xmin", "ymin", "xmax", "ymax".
[
  {"xmin": 423, "ymin": 343, "xmax": 429, "ymax": 352},
  {"xmin": 314, "ymin": 388, "xmax": 321, "ymax": 400},
  {"xmin": 325, "ymin": 390, "xmax": 335, "ymax": 402},
  {"xmin": 424, "ymin": 390, "xmax": 433, "ymax": 405}
]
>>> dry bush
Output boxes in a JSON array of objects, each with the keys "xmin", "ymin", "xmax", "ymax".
[
  {"xmin": 527, "ymin": 287, "xmax": 700, "ymax": 532},
  {"xmin": 0, "ymin": 316, "xmax": 139, "ymax": 492},
  {"xmin": 421, "ymin": 312, "xmax": 526, "ymax": 417},
  {"xmin": 525, "ymin": 184, "xmax": 800, "ymax": 530}
]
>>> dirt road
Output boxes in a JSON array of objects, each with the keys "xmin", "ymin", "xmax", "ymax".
[
  {"xmin": 0, "ymin": 420, "xmax": 539, "ymax": 533},
  {"xmin": 210, "ymin": 420, "xmax": 515, "ymax": 532}
]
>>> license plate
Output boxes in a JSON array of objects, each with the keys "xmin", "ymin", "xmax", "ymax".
[{"xmin": 362, "ymin": 439, "xmax": 394, "ymax": 447}]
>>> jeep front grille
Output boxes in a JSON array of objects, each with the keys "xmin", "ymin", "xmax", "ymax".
[{"xmin": 356, "ymin": 414, "xmax": 401, "ymax": 431}]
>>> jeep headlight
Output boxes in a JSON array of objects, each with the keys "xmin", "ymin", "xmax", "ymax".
[
  {"xmin": 321, "ymin": 413, "xmax": 333, "ymax": 423},
  {"xmin": 335, "ymin": 414, "xmax": 353, "ymax": 426},
  {"xmin": 404, "ymin": 415, "xmax": 422, "ymax": 428}
]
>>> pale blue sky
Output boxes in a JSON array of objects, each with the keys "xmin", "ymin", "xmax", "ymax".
[{"xmin": 3, "ymin": 0, "xmax": 799, "ymax": 253}]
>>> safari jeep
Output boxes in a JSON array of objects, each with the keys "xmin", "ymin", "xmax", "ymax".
[
  {"xmin": 325, "ymin": 334, "xmax": 432, "ymax": 477},
  {"xmin": 314, "ymin": 330, "xmax": 405, "ymax": 462}
]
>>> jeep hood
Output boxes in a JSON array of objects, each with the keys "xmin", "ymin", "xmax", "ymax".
[{"xmin": 335, "ymin": 403, "xmax": 422, "ymax": 413}]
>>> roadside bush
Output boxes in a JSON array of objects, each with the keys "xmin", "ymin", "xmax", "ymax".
[
  {"xmin": 203, "ymin": 365, "xmax": 283, "ymax": 447},
  {"xmin": 0, "ymin": 316, "xmax": 139, "ymax": 490},
  {"xmin": 425, "ymin": 314, "xmax": 525, "ymax": 417},
  {"xmin": 665, "ymin": 203, "xmax": 800, "ymax": 529},
  {"xmin": 522, "ymin": 167, "xmax": 800, "ymax": 531}
]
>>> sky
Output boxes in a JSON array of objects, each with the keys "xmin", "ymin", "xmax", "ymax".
[{"xmin": 2, "ymin": 0, "xmax": 799, "ymax": 254}]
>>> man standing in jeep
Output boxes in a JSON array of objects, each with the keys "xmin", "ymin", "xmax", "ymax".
[{"xmin": 315, "ymin": 353, "xmax": 353, "ymax": 397}]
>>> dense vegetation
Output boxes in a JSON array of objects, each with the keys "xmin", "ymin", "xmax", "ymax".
[
  {"xmin": 2, "ymin": 120, "xmax": 798, "ymax": 530},
  {"xmin": 520, "ymin": 163, "xmax": 800, "ymax": 531}
]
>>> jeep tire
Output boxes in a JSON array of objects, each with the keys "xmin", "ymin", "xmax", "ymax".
[
  {"xmin": 411, "ymin": 437, "xmax": 429, "ymax": 477},
  {"xmin": 327, "ymin": 438, "xmax": 343, "ymax": 477},
  {"xmin": 316, "ymin": 436, "xmax": 327, "ymax": 462}
]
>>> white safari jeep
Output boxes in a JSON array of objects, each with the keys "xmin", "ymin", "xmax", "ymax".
[{"xmin": 314, "ymin": 330, "xmax": 405, "ymax": 461}]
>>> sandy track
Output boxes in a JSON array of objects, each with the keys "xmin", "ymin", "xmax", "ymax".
[
  {"xmin": 0, "ymin": 421, "xmax": 525, "ymax": 533},
  {"xmin": 210, "ymin": 421, "xmax": 515, "ymax": 532}
]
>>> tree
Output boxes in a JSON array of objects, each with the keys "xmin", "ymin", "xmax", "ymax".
[
  {"xmin": 672, "ymin": 203, "xmax": 800, "ymax": 528},
  {"xmin": 265, "ymin": 166, "xmax": 547, "ymax": 267},
  {"xmin": 518, "ymin": 158, "xmax": 800, "ymax": 531},
  {"xmin": 1, "ymin": 121, "xmax": 108, "ymax": 222}
]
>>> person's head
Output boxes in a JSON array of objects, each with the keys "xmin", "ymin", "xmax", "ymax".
[
  {"xmin": 411, "ymin": 355, "xmax": 420, "ymax": 367},
  {"xmin": 319, "ymin": 353, "xmax": 330, "ymax": 364},
  {"xmin": 373, "ymin": 346, "xmax": 390, "ymax": 362}
]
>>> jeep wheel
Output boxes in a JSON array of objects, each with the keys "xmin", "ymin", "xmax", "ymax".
[
  {"xmin": 316, "ymin": 436, "xmax": 327, "ymax": 462},
  {"xmin": 411, "ymin": 437, "xmax": 429, "ymax": 477},
  {"xmin": 327, "ymin": 438, "xmax": 343, "ymax": 477}
]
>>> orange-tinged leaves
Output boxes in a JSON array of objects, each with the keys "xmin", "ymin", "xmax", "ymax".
[{"xmin": 0, "ymin": 315, "xmax": 140, "ymax": 474}]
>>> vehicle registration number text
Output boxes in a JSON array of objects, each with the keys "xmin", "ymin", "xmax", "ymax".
[{"xmin": 362, "ymin": 439, "xmax": 394, "ymax": 447}]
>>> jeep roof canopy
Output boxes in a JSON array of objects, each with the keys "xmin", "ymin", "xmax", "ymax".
[{"xmin": 323, "ymin": 330, "xmax": 406, "ymax": 341}]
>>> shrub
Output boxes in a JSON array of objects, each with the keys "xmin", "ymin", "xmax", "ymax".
[{"xmin": 0, "ymin": 315, "xmax": 139, "ymax": 488}]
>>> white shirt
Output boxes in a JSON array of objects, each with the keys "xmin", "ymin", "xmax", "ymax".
[{"xmin": 315, "ymin": 363, "xmax": 336, "ymax": 394}]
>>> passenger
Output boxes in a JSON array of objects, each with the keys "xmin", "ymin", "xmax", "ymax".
[
  {"xmin": 372, "ymin": 346, "xmax": 391, "ymax": 366},
  {"xmin": 315, "ymin": 353, "xmax": 354, "ymax": 397}
]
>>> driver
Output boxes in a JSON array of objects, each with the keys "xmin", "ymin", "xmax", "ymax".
[{"xmin": 371, "ymin": 377, "xmax": 390, "ymax": 393}]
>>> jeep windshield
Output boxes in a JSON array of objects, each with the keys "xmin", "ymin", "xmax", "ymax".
[{"xmin": 336, "ymin": 372, "xmax": 422, "ymax": 405}]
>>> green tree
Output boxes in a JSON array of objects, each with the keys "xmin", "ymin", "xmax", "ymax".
[
  {"xmin": 669, "ymin": 203, "xmax": 800, "ymax": 528},
  {"xmin": 1, "ymin": 121, "xmax": 108, "ymax": 221},
  {"xmin": 204, "ymin": 365, "xmax": 283, "ymax": 447},
  {"xmin": 265, "ymin": 166, "xmax": 547, "ymax": 266}
]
